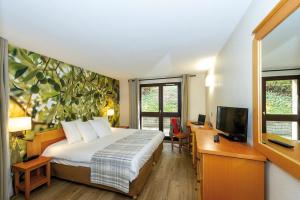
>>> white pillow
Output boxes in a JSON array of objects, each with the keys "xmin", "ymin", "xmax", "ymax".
[
  {"xmin": 89, "ymin": 118, "xmax": 112, "ymax": 138},
  {"xmin": 61, "ymin": 120, "xmax": 82, "ymax": 144},
  {"xmin": 75, "ymin": 121, "xmax": 98, "ymax": 143},
  {"xmin": 93, "ymin": 116, "xmax": 109, "ymax": 122}
]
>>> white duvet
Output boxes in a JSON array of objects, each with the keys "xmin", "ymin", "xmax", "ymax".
[{"xmin": 42, "ymin": 128, "xmax": 164, "ymax": 181}]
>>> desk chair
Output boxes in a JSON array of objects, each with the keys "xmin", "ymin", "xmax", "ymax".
[{"xmin": 169, "ymin": 118, "xmax": 190, "ymax": 153}]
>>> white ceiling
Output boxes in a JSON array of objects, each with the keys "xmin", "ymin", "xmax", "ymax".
[{"xmin": 0, "ymin": 0, "xmax": 252, "ymax": 79}]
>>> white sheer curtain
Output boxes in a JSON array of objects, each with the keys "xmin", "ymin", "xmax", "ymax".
[
  {"xmin": 0, "ymin": 37, "xmax": 12, "ymax": 200},
  {"xmin": 181, "ymin": 74, "xmax": 189, "ymax": 132},
  {"xmin": 128, "ymin": 79, "xmax": 140, "ymax": 129}
]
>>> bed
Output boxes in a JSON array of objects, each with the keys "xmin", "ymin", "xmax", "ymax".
[{"xmin": 26, "ymin": 127, "xmax": 164, "ymax": 199}]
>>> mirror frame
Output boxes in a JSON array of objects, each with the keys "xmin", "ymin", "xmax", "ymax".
[{"xmin": 253, "ymin": 0, "xmax": 300, "ymax": 180}]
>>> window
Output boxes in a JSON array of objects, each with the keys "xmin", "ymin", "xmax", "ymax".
[
  {"xmin": 141, "ymin": 86, "xmax": 159, "ymax": 112},
  {"xmin": 262, "ymin": 76, "xmax": 300, "ymax": 140},
  {"xmin": 140, "ymin": 83, "xmax": 181, "ymax": 138}
]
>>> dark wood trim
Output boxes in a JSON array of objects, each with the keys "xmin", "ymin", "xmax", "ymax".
[
  {"xmin": 159, "ymin": 83, "xmax": 163, "ymax": 131},
  {"xmin": 262, "ymin": 68, "xmax": 300, "ymax": 72},
  {"xmin": 262, "ymin": 78, "xmax": 267, "ymax": 133},
  {"xmin": 262, "ymin": 75, "xmax": 300, "ymax": 80},
  {"xmin": 265, "ymin": 114, "xmax": 298, "ymax": 121}
]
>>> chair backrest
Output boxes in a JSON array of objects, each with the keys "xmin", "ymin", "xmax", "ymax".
[{"xmin": 170, "ymin": 118, "xmax": 181, "ymax": 136}]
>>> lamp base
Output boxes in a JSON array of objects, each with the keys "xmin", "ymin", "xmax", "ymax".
[{"xmin": 11, "ymin": 131, "xmax": 25, "ymax": 139}]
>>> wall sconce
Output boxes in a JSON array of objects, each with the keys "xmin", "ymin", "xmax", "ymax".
[
  {"xmin": 205, "ymin": 75, "xmax": 215, "ymax": 87},
  {"xmin": 8, "ymin": 117, "xmax": 32, "ymax": 139}
]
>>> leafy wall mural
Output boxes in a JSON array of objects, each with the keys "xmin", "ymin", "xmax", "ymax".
[{"xmin": 9, "ymin": 44, "xmax": 120, "ymax": 163}]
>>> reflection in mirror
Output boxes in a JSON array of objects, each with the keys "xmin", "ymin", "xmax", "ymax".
[{"xmin": 261, "ymin": 8, "xmax": 300, "ymax": 142}]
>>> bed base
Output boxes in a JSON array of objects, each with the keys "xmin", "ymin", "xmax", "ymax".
[
  {"xmin": 27, "ymin": 128, "xmax": 164, "ymax": 198},
  {"xmin": 51, "ymin": 142, "xmax": 163, "ymax": 199}
]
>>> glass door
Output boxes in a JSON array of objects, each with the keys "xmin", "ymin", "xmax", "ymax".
[{"xmin": 140, "ymin": 82, "xmax": 181, "ymax": 138}]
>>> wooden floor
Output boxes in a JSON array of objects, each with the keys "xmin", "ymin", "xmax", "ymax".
[{"xmin": 13, "ymin": 143, "xmax": 197, "ymax": 200}]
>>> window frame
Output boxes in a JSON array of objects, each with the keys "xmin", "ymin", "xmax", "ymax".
[
  {"xmin": 262, "ymin": 75, "xmax": 300, "ymax": 140},
  {"xmin": 139, "ymin": 82, "xmax": 182, "ymax": 136}
]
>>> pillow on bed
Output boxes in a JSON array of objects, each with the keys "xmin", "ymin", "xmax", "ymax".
[
  {"xmin": 89, "ymin": 118, "xmax": 112, "ymax": 138},
  {"xmin": 61, "ymin": 120, "xmax": 82, "ymax": 144},
  {"xmin": 75, "ymin": 121, "xmax": 98, "ymax": 143},
  {"xmin": 93, "ymin": 116, "xmax": 109, "ymax": 122}
]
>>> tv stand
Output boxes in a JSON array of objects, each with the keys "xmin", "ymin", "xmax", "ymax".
[
  {"xmin": 218, "ymin": 132, "xmax": 230, "ymax": 137},
  {"xmin": 192, "ymin": 127, "xmax": 266, "ymax": 200}
]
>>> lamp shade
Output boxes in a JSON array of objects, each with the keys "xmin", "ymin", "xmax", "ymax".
[
  {"xmin": 107, "ymin": 109, "xmax": 115, "ymax": 116},
  {"xmin": 8, "ymin": 117, "xmax": 32, "ymax": 132}
]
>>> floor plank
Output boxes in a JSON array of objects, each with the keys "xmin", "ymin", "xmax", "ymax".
[{"xmin": 13, "ymin": 143, "xmax": 197, "ymax": 200}]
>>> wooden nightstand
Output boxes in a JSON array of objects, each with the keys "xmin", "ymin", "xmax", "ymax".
[{"xmin": 13, "ymin": 156, "xmax": 52, "ymax": 200}]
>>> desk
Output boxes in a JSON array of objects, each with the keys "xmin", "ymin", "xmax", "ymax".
[
  {"xmin": 194, "ymin": 128, "xmax": 266, "ymax": 200},
  {"xmin": 186, "ymin": 121, "xmax": 212, "ymax": 168}
]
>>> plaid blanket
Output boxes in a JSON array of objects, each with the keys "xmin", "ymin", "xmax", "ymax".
[{"xmin": 90, "ymin": 131, "xmax": 158, "ymax": 193}]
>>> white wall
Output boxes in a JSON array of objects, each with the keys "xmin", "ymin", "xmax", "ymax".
[
  {"xmin": 189, "ymin": 73, "xmax": 206, "ymax": 121},
  {"xmin": 205, "ymin": 0, "xmax": 300, "ymax": 199},
  {"xmin": 267, "ymin": 162, "xmax": 300, "ymax": 200},
  {"xmin": 119, "ymin": 79, "xmax": 130, "ymax": 126}
]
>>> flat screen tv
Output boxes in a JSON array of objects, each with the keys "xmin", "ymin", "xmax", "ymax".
[{"xmin": 216, "ymin": 106, "xmax": 248, "ymax": 142}]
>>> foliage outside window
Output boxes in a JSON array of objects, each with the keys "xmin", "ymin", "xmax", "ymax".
[
  {"xmin": 266, "ymin": 80, "xmax": 297, "ymax": 114},
  {"xmin": 141, "ymin": 87, "xmax": 159, "ymax": 112}
]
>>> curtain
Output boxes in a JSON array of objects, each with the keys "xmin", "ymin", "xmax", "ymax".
[
  {"xmin": 0, "ymin": 37, "xmax": 12, "ymax": 200},
  {"xmin": 181, "ymin": 74, "xmax": 189, "ymax": 132},
  {"xmin": 129, "ymin": 79, "xmax": 140, "ymax": 129}
]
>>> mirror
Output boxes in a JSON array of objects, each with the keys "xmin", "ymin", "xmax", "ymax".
[
  {"xmin": 261, "ymin": 8, "xmax": 300, "ymax": 144},
  {"xmin": 253, "ymin": 0, "xmax": 300, "ymax": 180}
]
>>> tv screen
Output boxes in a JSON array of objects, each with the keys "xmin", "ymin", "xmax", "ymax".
[{"xmin": 216, "ymin": 106, "xmax": 248, "ymax": 139}]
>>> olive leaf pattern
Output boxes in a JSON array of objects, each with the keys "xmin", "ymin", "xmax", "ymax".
[{"xmin": 9, "ymin": 45, "xmax": 120, "ymax": 163}]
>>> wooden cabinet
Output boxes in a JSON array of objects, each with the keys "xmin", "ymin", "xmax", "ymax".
[
  {"xmin": 186, "ymin": 121, "xmax": 211, "ymax": 168},
  {"xmin": 196, "ymin": 154, "xmax": 203, "ymax": 200},
  {"xmin": 194, "ymin": 129, "xmax": 266, "ymax": 200}
]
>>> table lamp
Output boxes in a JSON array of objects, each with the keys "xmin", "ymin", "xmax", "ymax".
[
  {"xmin": 107, "ymin": 109, "xmax": 114, "ymax": 126},
  {"xmin": 107, "ymin": 109, "xmax": 115, "ymax": 117},
  {"xmin": 8, "ymin": 117, "xmax": 32, "ymax": 139}
]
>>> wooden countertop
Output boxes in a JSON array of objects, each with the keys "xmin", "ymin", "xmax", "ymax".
[
  {"xmin": 186, "ymin": 121, "xmax": 212, "ymax": 132},
  {"xmin": 195, "ymin": 129, "xmax": 266, "ymax": 161},
  {"xmin": 13, "ymin": 156, "xmax": 52, "ymax": 171},
  {"xmin": 262, "ymin": 133, "xmax": 300, "ymax": 164}
]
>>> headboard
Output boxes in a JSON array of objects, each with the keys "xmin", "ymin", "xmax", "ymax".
[{"xmin": 27, "ymin": 128, "xmax": 66, "ymax": 157}]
